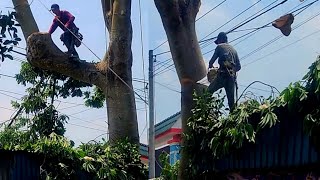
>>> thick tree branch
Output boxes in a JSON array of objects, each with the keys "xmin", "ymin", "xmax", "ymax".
[
  {"xmin": 12, "ymin": 0, "xmax": 39, "ymax": 40},
  {"xmin": 27, "ymin": 33, "xmax": 107, "ymax": 89},
  {"xmin": 101, "ymin": 0, "xmax": 114, "ymax": 32},
  {"xmin": 155, "ymin": 0, "xmax": 206, "ymax": 82}
]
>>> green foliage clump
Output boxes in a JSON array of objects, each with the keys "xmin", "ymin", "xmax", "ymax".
[
  {"xmin": 159, "ymin": 152, "xmax": 179, "ymax": 180},
  {"xmin": 184, "ymin": 56, "xmax": 320, "ymax": 177},
  {"xmin": 0, "ymin": 10, "xmax": 144, "ymax": 180},
  {"xmin": 0, "ymin": 130, "xmax": 147, "ymax": 180},
  {"xmin": 0, "ymin": 11, "xmax": 21, "ymax": 62}
]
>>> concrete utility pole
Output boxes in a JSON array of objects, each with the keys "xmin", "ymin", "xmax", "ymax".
[{"xmin": 148, "ymin": 50, "xmax": 155, "ymax": 178}]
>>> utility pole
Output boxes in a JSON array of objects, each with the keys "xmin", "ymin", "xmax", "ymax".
[{"xmin": 148, "ymin": 50, "xmax": 155, "ymax": 178}]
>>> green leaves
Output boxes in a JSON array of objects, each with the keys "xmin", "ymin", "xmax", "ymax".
[
  {"xmin": 184, "ymin": 57, "xmax": 320, "ymax": 177},
  {"xmin": 0, "ymin": 11, "xmax": 21, "ymax": 62},
  {"xmin": 159, "ymin": 152, "xmax": 179, "ymax": 180},
  {"xmin": 259, "ymin": 111, "xmax": 278, "ymax": 128},
  {"xmin": 0, "ymin": 131, "xmax": 147, "ymax": 180}
]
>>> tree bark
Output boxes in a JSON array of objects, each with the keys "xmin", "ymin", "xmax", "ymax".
[
  {"xmin": 13, "ymin": 0, "xmax": 139, "ymax": 144},
  {"xmin": 101, "ymin": 0, "xmax": 139, "ymax": 144},
  {"xmin": 12, "ymin": 0, "xmax": 39, "ymax": 40},
  {"xmin": 27, "ymin": 33, "xmax": 107, "ymax": 89},
  {"xmin": 154, "ymin": 0, "xmax": 207, "ymax": 178}
]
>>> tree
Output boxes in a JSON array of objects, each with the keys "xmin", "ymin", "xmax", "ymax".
[
  {"xmin": 154, "ymin": 0, "xmax": 207, "ymax": 178},
  {"xmin": 0, "ymin": 11, "xmax": 21, "ymax": 62},
  {"xmin": 11, "ymin": 0, "xmax": 139, "ymax": 144}
]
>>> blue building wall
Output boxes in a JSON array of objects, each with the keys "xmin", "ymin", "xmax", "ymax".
[{"xmin": 169, "ymin": 144, "xmax": 180, "ymax": 165}]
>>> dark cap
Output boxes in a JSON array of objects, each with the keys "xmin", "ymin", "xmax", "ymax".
[
  {"xmin": 214, "ymin": 32, "xmax": 228, "ymax": 44},
  {"xmin": 50, "ymin": 4, "xmax": 60, "ymax": 11}
]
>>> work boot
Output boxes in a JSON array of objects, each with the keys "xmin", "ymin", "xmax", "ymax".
[{"xmin": 70, "ymin": 54, "xmax": 80, "ymax": 61}]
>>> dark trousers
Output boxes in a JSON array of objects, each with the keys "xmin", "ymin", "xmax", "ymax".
[
  {"xmin": 60, "ymin": 28, "xmax": 79, "ymax": 57},
  {"xmin": 208, "ymin": 72, "xmax": 236, "ymax": 111}
]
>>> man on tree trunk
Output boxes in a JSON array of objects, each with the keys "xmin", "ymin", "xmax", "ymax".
[
  {"xmin": 48, "ymin": 4, "xmax": 82, "ymax": 60},
  {"xmin": 208, "ymin": 32, "xmax": 241, "ymax": 111}
]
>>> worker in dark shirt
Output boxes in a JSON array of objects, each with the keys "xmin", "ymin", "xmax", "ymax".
[
  {"xmin": 48, "ymin": 4, "xmax": 79, "ymax": 59},
  {"xmin": 208, "ymin": 32, "xmax": 241, "ymax": 111}
]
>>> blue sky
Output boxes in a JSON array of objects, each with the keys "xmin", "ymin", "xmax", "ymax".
[{"xmin": 1, "ymin": 0, "xmax": 320, "ymax": 145}]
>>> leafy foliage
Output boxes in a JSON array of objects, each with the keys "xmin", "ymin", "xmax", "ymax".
[
  {"xmin": 0, "ymin": 61, "xmax": 145, "ymax": 179},
  {"xmin": 79, "ymin": 139, "xmax": 147, "ymax": 179},
  {"xmin": 0, "ymin": 10, "xmax": 144, "ymax": 180},
  {"xmin": 185, "ymin": 56, "xmax": 320, "ymax": 177},
  {"xmin": 0, "ymin": 11, "xmax": 21, "ymax": 62},
  {"xmin": 159, "ymin": 152, "xmax": 179, "ymax": 180},
  {"xmin": 9, "ymin": 61, "xmax": 105, "ymax": 131},
  {"xmin": 0, "ymin": 131, "xmax": 147, "ymax": 179}
]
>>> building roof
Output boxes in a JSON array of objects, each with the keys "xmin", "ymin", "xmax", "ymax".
[
  {"xmin": 155, "ymin": 112, "xmax": 181, "ymax": 137},
  {"xmin": 140, "ymin": 143, "xmax": 148, "ymax": 157},
  {"xmin": 140, "ymin": 112, "xmax": 181, "ymax": 156}
]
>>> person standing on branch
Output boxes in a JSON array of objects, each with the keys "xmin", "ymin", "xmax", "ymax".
[
  {"xmin": 208, "ymin": 32, "xmax": 241, "ymax": 111},
  {"xmin": 48, "ymin": 4, "xmax": 80, "ymax": 60}
]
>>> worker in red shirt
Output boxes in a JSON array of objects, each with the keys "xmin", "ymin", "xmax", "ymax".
[{"xmin": 48, "ymin": 4, "xmax": 79, "ymax": 59}]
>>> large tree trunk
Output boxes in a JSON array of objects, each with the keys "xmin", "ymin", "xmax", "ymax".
[
  {"xmin": 13, "ymin": 0, "xmax": 139, "ymax": 144},
  {"xmin": 154, "ymin": 0, "xmax": 207, "ymax": 178},
  {"xmin": 101, "ymin": 0, "xmax": 139, "ymax": 143}
]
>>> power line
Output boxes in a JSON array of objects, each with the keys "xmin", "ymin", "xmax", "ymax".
[
  {"xmin": 67, "ymin": 122, "xmax": 105, "ymax": 132},
  {"xmin": 233, "ymin": 0, "xmax": 311, "ymax": 47},
  {"xmin": 0, "ymin": 89, "xmax": 24, "ymax": 96},
  {"xmin": 203, "ymin": 0, "xmax": 318, "ymax": 56},
  {"xmin": 0, "ymin": 87, "xmax": 146, "ymax": 113},
  {"xmin": 0, "ymin": 73, "xmax": 15, "ymax": 78},
  {"xmin": 243, "ymin": 28, "xmax": 320, "ymax": 67},
  {"xmin": 0, "ymin": 106, "xmax": 15, "ymax": 111},
  {"xmin": 137, "ymin": 0, "xmax": 149, "ymax": 137},
  {"xmin": 241, "ymin": 8, "xmax": 320, "ymax": 61},
  {"xmin": 196, "ymin": 0, "xmax": 227, "ymax": 22},
  {"xmin": 237, "ymin": 81, "xmax": 280, "ymax": 101},
  {"xmin": 155, "ymin": 81, "xmax": 181, "ymax": 94},
  {"xmin": 228, "ymin": 0, "xmax": 289, "ymax": 34},
  {"xmin": 66, "ymin": 113, "xmax": 106, "ymax": 128},
  {"xmin": 154, "ymin": 57, "xmax": 172, "ymax": 73},
  {"xmin": 68, "ymin": 108, "xmax": 92, "ymax": 116},
  {"xmin": 0, "ymin": 92, "xmax": 20, "ymax": 100},
  {"xmin": 199, "ymin": 0, "xmax": 264, "ymax": 43},
  {"xmin": 153, "ymin": 64, "xmax": 175, "ymax": 77},
  {"xmin": 238, "ymin": 84, "xmax": 275, "ymax": 93},
  {"xmin": 199, "ymin": 0, "xmax": 281, "ymax": 47}
]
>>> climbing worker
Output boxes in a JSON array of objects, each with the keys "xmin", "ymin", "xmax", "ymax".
[
  {"xmin": 48, "ymin": 4, "xmax": 81, "ymax": 60},
  {"xmin": 208, "ymin": 32, "xmax": 241, "ymax": 111}
]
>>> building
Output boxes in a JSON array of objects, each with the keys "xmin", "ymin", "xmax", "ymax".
[{"xmin": 140, "ymin": 112, "xmax": 181, "ymax": 177}]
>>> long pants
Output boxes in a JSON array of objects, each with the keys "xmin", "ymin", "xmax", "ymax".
[
  {"xmin": 208, "ymin": 72, "xmax": 236, "ymax": 111},
  {"xmin": 60, "ymin": 28, "xmax": 79, "ymax": 57}
]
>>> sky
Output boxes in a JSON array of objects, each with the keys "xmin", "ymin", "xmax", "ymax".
[{"xmin": 1, "ymin": 0, "xmax": 320, "ymax": 145}]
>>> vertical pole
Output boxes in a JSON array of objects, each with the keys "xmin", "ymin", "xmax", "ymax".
[{"xmin": 148, "ymin": 50, "xmax": 155, "ymax": 178}]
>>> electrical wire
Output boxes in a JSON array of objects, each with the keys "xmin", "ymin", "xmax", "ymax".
[
  {"xmin": 241, "ymin": 9, "xmax": 320, "ymax": 61},
  {"xmin": 138, "ymin": 0, "xmax": 149, "ymax": 137},
  {"xmin": 199, "ymin": 0, "xmax": 264, "ymax": 43},
  {"xmin": 243, "ymin": 28, "xmax": 320, "ymax": 67}
]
